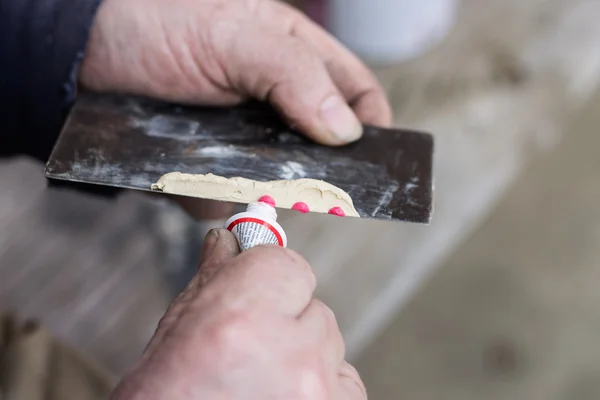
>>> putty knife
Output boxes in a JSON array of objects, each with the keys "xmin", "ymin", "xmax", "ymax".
[{"xmin": 45, "ymin": 92, "xmax": 434, "ymax": 223}]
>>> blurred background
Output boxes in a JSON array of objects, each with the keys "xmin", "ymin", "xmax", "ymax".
[{"xmin": 2, "ymin": 0, "xmax": 600, "ymax": 398}]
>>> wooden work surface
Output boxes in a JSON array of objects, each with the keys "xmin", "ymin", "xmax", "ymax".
[{"xmin": 2, "ymin": 0, "xmax": 600, "ymax": 375}]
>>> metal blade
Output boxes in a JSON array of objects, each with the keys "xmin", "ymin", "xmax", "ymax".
[{"xmin": 46, "ymin": 92, "xmax": 434, "ymax": 222}]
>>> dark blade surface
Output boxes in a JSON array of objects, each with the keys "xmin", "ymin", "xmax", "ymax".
[{"xmin": 46, "ymin": 92, "xmax": 434, "ymax": 222}]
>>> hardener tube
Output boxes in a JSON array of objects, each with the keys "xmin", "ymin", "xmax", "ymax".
[{"xmin": 224, "ymin": 196, "xmax": 287, "ymax": 251}]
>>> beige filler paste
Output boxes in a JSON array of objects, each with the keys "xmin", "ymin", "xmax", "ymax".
[{"xmin": 151, "ymin": 172, "xmax": 360, "ymax": 217}]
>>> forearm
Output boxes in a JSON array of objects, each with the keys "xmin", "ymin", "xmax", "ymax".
[{"xmin": 0, "ymin": 0, "xmax": 103, "ymax": 161}]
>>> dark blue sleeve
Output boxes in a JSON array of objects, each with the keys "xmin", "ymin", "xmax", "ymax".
[{"xmin": 0, "ymin": 0, "xmax": 103, "ymax": 161}]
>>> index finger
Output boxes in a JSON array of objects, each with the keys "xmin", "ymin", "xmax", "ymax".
[
  {"xmin": 201, "ymin": 245, "xmax": 317, "ymax": 317},
  {"xmin": 260, "ymin": 2, "xmax": 392, "ymax": 127}
]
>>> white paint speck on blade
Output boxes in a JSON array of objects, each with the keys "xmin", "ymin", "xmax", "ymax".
[
  {"xmin": 404, "ymin": 182, "xmax": 418, "ymax": 192},
  {"xmin": 371, "ymin": 181, "xmax": 399, "ymax": 217},
  {"xmin": 279, "ymin": 161, "xmax": 307, "ymax": 179},
  {"xmin": 130, "ymin": 115, "xmax": 204, "ymax": 140},
  {"xmin": 196, "ymin": 146, "xmax": 248, "ymax": 158}
]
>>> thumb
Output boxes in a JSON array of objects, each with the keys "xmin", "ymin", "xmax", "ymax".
[
  {"xmin": 140, "ymin": 229, "xmax": 240, "ymax": 358},
  {"xmin": 227, "ymin": 30, "xmax": 362, "ymax": 145},
  {"xmin": 199, "ymin": 229, "xmax": 240, "ymax": 277}
]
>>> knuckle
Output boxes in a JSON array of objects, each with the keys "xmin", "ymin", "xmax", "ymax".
[
  {"xmin": 155, "ymin": 298, "xmax": 189, "ymax": 332},
  {"xmin": 239, "ymin": 245, "xmax": 316, "ymax": 290},
  {"xmin": 245, "ymin": 0, "xmax": 264, "ymax": 14},
  {"xmin": 316, "ymin": 300, "xmax": 337, "ymax": 326},
  {"xmin": 281, "ymin": 247, "xmax": 313, "ymax": 270},
  {"xmin": 311, "ymin": 299, "xmax": 345, "ymax": 356},
  {"xmin": 273, "ymin": 38, "xmax": 321, "ymax": 78},
  {"xmin": 302, "ymin": 366, "xmax": 330, "ymax": 399},
  {"xmin": 246, "ymin": 246, "xmax": 312, "ymax": 273},
  {"xmin": 288, "ymin": 364, "xmax": 329, "ymax": 400},
  {"xmin": 208, "ymin": 311, "xmax": 254, "ymax": 351},
  {"xmin": 155, "ymin": 313, "xmax": 176, "ymax": 334},
  {"xmin": 273, "ymin": 247, "xmax": 317, "ymax": 283}
]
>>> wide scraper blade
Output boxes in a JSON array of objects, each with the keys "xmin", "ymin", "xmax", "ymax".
[{"xmin": 46, "ymin": 92, "xmax": 434, "ymax": 223}]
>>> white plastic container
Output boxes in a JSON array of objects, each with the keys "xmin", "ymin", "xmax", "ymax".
[
  {"xmin": 318, "ymin": 0, "xmax": 458, "ymax": 64},
  {"xmin": 225, "ymin": 201, "xmax": 287, "ymax": 251}
]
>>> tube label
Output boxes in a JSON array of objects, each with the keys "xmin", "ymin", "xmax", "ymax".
[{"xmin": 227, "ymin": 217, "xmax": 284, "ymax": 251}]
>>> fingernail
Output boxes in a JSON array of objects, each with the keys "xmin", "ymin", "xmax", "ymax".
[
  {"xmin": 201, "ymin": 229, "xmax": 220, "ymax": 263},
  {"xmin": 319, "ymin": 95, "xmax": 362, "ymax": 142}
]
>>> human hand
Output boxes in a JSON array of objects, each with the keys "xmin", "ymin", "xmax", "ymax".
[
  {"xmin": 110, "ymin": 229, "xmax": 366, "ymax": 400},
  {"xmin": 80, "ymin": 0, "xmax": 391, "ymax": 146}
]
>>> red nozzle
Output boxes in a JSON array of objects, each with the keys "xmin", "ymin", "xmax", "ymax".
[
  {"xmin": 258, "ymin": 195, "xmax": 276, "ymax": 207},
  {"xmin": 328, "ymin": 207, "xmax": 345, "ymax": 217}
]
